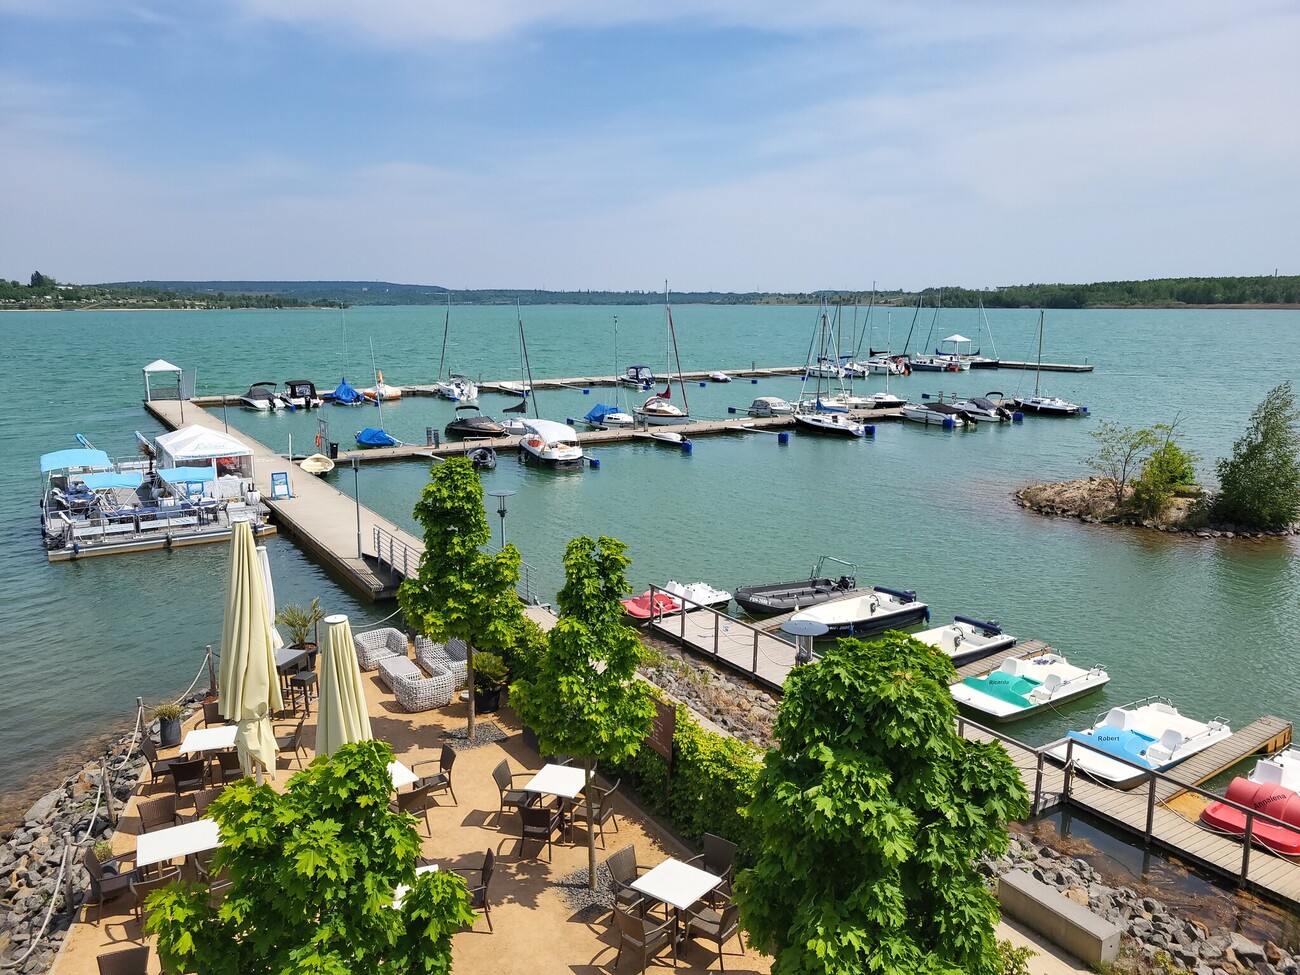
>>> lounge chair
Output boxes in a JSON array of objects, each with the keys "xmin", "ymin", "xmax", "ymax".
[
  {"xmin": 353, "ymin": 626, "xmax": 406, "ymax": 671},
  {"xmin": 392, "ymin": 664, "xmax": 456, "ymax": 712}
]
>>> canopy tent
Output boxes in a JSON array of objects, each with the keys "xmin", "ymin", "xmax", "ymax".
[
  {"xmin": 315, "ymin": 615, "xmax": 372, "ymax": 758},
  {"xmin": 155, "ymin": 425, "xmax": 254, "ymax": 480},
  {"xmin": 941, "ymin": 334, "xmax": 972, "ymax": 344},
  {"xmin": 142, "ymin": 358, "xmax": 186, "ymax": 408},
  {"xmin": 157, "ymin": 466, "xmax": 216, "ymax": 485},
  {"xmin": 40, "ymin": 448, "xmax": 112, "ymax": 474}
]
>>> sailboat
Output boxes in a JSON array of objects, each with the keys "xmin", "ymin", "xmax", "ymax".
[
  {"xmin": 969, "ymin": 301, "xmax": 1001, "ymax": 368},
  {"xmin": 355, "ymin": 340, "xmax": 405, "ymax": 447},
  {"xmin": 856, "ymin": 313, "xmax": 907, "ymax": 410},
  {"xmin": 584, "ymin": 315, "xmax": 635, "ymax": 429},
  {"xmin": 432, "ymin": 295, "xmax": 478, "ymax": 402},
  {"xmin": 793, "ymin": 307, "xmax": 866, "ymax": 437},
  {"xmin": 633, "ymin": 286, "xmax": 690, "ymax": 426},
  {"xmin": 328, "ymin": 307, "xmax": 367, "ymax": 406},
  {"xmin": 502, "ymin": 305, "xmax": 542, "ymax": 435},
  {"xmin": 1011, "ymin": 312, "xmax": 1086, "ymax": 416}
]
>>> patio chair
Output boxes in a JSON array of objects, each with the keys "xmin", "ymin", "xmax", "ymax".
[
  {"xmin": 392, "ymin": 665, "xmax": 456, "ymax": 712},
  {"xmin": 414, "ymin": 636, "xmax": 469, "ymax": 688},
  {"xmin": 190, "ymin": 787, "xmax": 223, "ymax": 821},
  {"xmin": 276, "ymin": 718, "xmax": 308, "ymax": 768},
  {"xmin": 412, "ymin": 745, "xmax": 457, "ymax": 806},
  {"xmin": 519, "ymin": 804, "xmax": 565, "ymax": 862},
  {"xmin": 201, "ymin": 698, "xmax": 226, "ymax": 727},
  {"xmin": 131, "ymin": 866, "xmax": 181, "ymax": 922},
  {"xmin": 353, "ymin": 626, "xmax": 406, "ymax": 671},
  {"xmin": 686, "ymin": 833, "xmax": 738, "ymax": 902},
  {"xmin": 683, "ymin": 902, "xmax": 742, "ymax": 970},
  {"xmin": 139, "ymin": 736, "xmax": 175, "ymax": 789},
  {"xmin": 83, "ymin": 848, "xmax": 136, "ymax": 922},
  {"xmin": 96, "ymin": 946, "xmax": 150, "ymax": 975},
  {"xmin": 169, "ymin": 757, "xmax": 208, "ymax": 796},
  {"xmin": 606, "ymin": 845, "xmax": 650, "ymax": 914},
  {"xmin": 568, "ymin": 778, "xmax": 620, "ymax": 849},
  {"xmin": 212, "ymin": 750, "xmax": 245, "ymax": 785},
  {"xmin": 491, "ymin": 760, "xmax": 539, "ymax": 825},
  {"xmin": 451, "ymin": 849, "xmax": 496, "ymax": 933},
  {"xmin": 392, "ymin": 782, "xmax": 437, "ymax": 836},
  {"xmin": 136, "ymin": 794, "xmax": 179, "ymax": 833},
  {"xmin": 613, "ymin": 902, "xmax": 676, "ymax": 972}
]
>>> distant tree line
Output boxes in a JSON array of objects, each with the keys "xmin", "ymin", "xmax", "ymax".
[{"xmin": 0, "ymin": 273, "xmax": 338, "ymax": 310}]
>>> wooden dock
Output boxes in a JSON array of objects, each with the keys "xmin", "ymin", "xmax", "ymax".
[{"xmin": 986, "ymin": 360, "xmax": 1094, "ymax": 373}]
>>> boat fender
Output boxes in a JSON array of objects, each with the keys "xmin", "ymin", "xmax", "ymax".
[
  {"xmin": 1012, "ymin": 411, "xmax": 1024, "ymax": 422},
  {"xmin": 727, "ymin": 407, "xmax": 736, "ymax": 414},
  {"xmin": 1081, "ymin": 406, "xmax": 1089, "ymax": 414},
  {"xmin": 72, "ymin": 542, "xmax": 79, "ymax": 557},
  {"xmin": 588, "ymin": 457, "xmax": 600, "ymax": 469},
  {"xmin": 864, "ymin": 424, "xmax": 875, "ymax": 436},
  {"xmin": 921, "ymin": 392, "xmax": 930, "ymax": 399},
  {"xmin": 777, "ymin": 432, "xmax": 789, "ymax": 445},
  {"xmin": 680, "ymin": 440, "xmax": 692, "ymax": 453},
  {"xmin": 751, "ymin": 378, "xmax": 759, "ymax": 384},
  {"xmin": 942, "ymin": 417, "xmax": 954, "ymax": 429},
  {"xmin": 583, "ymin": 388, "xmax": 590, "ymax": 394},
  {"xmin": 699, "ymin": 382, "xmax": 707, "ymax": 387}
]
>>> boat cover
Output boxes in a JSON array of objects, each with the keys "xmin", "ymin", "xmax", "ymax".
[
  {"xmin": 40, "ymin": 448, "xmax": 111, "ymax": 473},
  {"xmin": 81, "ymin": 471, "xmax": 144, "ymax": 490},
  {"xmin": 159, "ymin": 466, "xmax": 216, "ymax": 484},
  {"xmin": 331, "ymin": 377, "xmax": 365, "ymax": 405},
  {"xmin": 584, "ymin": 404, "xmax": 624, "ymax": 425},
  {"xmin": 356, "ymin": 427, "xmax": 399, "ymax": 448},
  {"xmin": 524, "ymin": 418, "xmax": 579, "ymax": 441}
]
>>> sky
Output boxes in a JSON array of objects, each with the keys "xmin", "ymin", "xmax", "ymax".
[{"xmin": 1, "ymin": 1, "xmax": 1297, "ymax": 292}]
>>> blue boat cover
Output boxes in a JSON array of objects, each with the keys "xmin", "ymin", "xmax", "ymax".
[
  {"xmin": 41, "ymin": 448, "xmax": 111, "ymax": 473},
  {"xmin": 331, "ymin": 376, "xmax": 365, "ymax": 405},
  {"xmin": 81, "ymin": 471, "xmax": 144, "ymax": 490},
  {"xmin": 356, "ymin": 427, "xmax": 399, "ymax": 448},
  {"xmin": 1065, "ymin": 728, "xmax": 1157, "ymax": 769},
  {"xmin": 159, "ymin": 466, "xmax": 216, "ymax": 484},
  {"xmin": 584, "ymin": 404, "xmax": 623, "ymax": 424}
]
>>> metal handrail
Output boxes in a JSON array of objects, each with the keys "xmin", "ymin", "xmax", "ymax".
[{"xmin": 371, "ymin": 523, "xmax": 545, "ymax": 605}]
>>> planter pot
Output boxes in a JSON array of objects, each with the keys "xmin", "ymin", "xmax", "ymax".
[
  {"xmin": 158, "ymin": 716, "xmax": 182, "ymax": 748},
  {"xmin": 474, "ymin": 686, "xmax": 504, "ymax": 714}
]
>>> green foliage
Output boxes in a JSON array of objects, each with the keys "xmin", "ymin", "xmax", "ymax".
[
  {"xmin": 734, "ymin": 633, "xmax": 1029, "ymax": 975},
  {"xmin": 1129, "ymin": 422, "xmax": 1200, "ymax": 519},
  {"xmin": 153, "ymin": 701, "xmax": 185, "ymax": 721},
  {"xmin": 1213, "ymin": 381, "xmax": 1300, "ymax": 529},
  {"xmin": 1086, "ymin": 422, "xmax": 1156, "ymax": 509},
  {"xmin": 995, "ymin": 940, "xmax": 1035, "ymax": 975},
  {"xmin": 145, "ymin": 740, "xmax": 475, "ymax": 974},
  {"xmin": 275, "ymin": 597, "xmax": 325, "ymax": 647},
  {"xmin": 471, "ymin": 651, "xmax": 508, "ymax": 690}
]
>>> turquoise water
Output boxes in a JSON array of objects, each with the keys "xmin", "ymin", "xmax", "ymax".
[{"xmin": 2, "ymin": 305, "xmax": 1297, "ymax": 820}]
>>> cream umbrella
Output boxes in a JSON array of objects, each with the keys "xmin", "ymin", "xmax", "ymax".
[
  {"xmin": 315, "ymin": 614, "xmax": 373, "ymax": 757},
  {"xmin": 219, "ymin": 521, "xmax": 285, "ymax": 780},
  {"xmin": 256, "ymin": 544, "xmax": 285, "ymax": 651}
]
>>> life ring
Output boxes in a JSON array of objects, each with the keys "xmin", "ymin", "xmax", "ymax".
[{"xmin": 315, "ymin": 433, "xmax": 322, "ymax": 448}]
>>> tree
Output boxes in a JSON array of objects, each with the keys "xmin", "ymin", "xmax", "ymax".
[
  {"xmin": 398, "ymin": 458, "xmax": 523, "ymax": 737},
  {"xmin": 509, "ymin": 536, "xmax": 657, "ymax": 889},
  {"xmin": 734, "ymin": 634, "xmax": 1029, "ymax": 975},
  {"xmin": 146, "ymin": 739, "xmax": 476, "ymax": 974},
  {"xmin": 1085, "ymin": 421, "xmax": 1156, "ymax": 510},
  {"xmin": 1214, "ymin": 382, "xmax": 1300, "ymax": 529},
  {"xmin": 29, "ymin": 271, "xmax": 54, "ymax": 288},
  {"xmin": 1129, "ymin": 419, "xmax": 1199, "ymax": 519}
]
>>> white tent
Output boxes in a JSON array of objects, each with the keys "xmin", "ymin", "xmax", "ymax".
[
  {"xmin": 142, "ymin": 359, "xmax": 184, "ymax": 403},
  {"xmin": 940, "ymin": 334, "xmax": 972, "ymax": 345},
  {"xmin": 155, "ymin": 425, "xmax": 255, "ymax": 496}
]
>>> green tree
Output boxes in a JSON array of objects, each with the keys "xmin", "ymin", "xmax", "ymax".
[
  {"xmin": 734, "ymin": 633, "xmax": 1029, "ymax": 975},
  {"xmin": 1085, "ymin": 421, "xmax": 1156, "ymax": 510},
  {"xmin": 1214, "ymin": 381, "xmax": 1300, "ymax": 529},
  {"xmin": 1129, "ymin": 419, "xmax": 1200, "ymax": 519},
  {"xmin": 29, "ymin": 271, "xmax": 55, "ymax": 288},
  {"xmin": 146, "ymin": 739, "xmax": 476, "ymax": 974},
  {"xmin": 509, "ymin": 535, "xmax": 656, "ymax": 889},
  {"xmin": 398, "ymin": 457, "xmax": 523, "ymax": 736}
]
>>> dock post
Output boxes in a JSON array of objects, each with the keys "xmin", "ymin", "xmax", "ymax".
[
  {"xmin": 1063, "ymin": 739, "xmax": 1075, "ymax": 801},
  {"xmin": 100, "ymin": 757, "xmax": 115, "ymax": 825},
  {"xmin": 1144, "ymin": 775, "xmax": 1156, "ymax": 844},
  {"xmin": 1034, "ymin": 751, "xmax": 1045, "ymax": 814},
  {"xmin": 1241, "ymin": 812, "xmax": 1254, "ymax": 885},
  {"xmin": 752, "ymin": 630, "xmax": 759, "ymax": 675},
  {"xmin": 713, "ymin": 611, "xmax": 720, "ymax": 657},
  {"xmin": 205, "ymin": 646, "xmax": 216, "ymax": 697}
]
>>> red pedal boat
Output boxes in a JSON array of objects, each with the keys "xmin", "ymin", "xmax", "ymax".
[
  {"xmin": 1200, "ymin": 778, "xmax": 1300, "ymax": 857},
  {"xmin": 621, "ymin": 590, "xmax": 680, "ymax": 622}
]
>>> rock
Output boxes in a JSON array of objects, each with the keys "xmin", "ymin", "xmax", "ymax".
[
  {"xmin": 1266, "ymin": 942, "xmax": 1285, "ymax": 964},
  {"xmin": 1062, "ymin": 887, "xmax": 1089, "ymax": 905},
  {"xmin": 21, "ymin": 793, "xmax": 61, "ymax": 825},
  {"xmin": 1229, "ymin": 933, "xmax": 1266, "ymax": 961}
]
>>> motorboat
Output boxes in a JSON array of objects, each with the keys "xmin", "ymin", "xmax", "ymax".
[
  {"xmin": 633, "ymin": 392, "xmax": 688, "ymax": 426},
  {"xmin": 860, "ymin": 390, "xmax": 907, "ymax": 410},
  {"xmin": 911, "ymin": 616, "xmax": 1017, "ymax": 667},
  {"xmin": 433, "ymin": 375, "xmax": 478, "ymax": 402},
  {"xmin": 622, "ymin": 365, "xmax": 655, "ymax": 389},
  {"xmin": 328, "ymin": 376, "xmax": 366, "ymax": 406},
  {"xmin": 1045, "ymin": 698, "xmax": 1232, "ymax": 789},
  {"xmin": 952, "ymin": 394, "xmax": 1013, "ymax": 422},
  {"xmin": 788, "ymin": 585, "xmax": 929, "ymax": 637},
  {"xmin": 282, "ymin": 379, "xmax": 324, "ymax": 409},
  {"xmin": 1010, "ymin": 312, "xmax": 1086, "ymax": 416},
  {"xmin": 622, "ymin": 589, "xmax": 680, "ymax": 623},
  {"xmin": 901, "ymin": 402, "xmax": 970, "ymax": 428},
  {"xmin": 583, "ymin": 403, "xmax": 635, "ymax": 428},
  {"xmin": 934, "ymin": 334, "xmax": 976, "ymax": 370},
  {"xmin": 362, "ymin": 370, "xmax": 402, "ymax": 402},
  {"xmin": 747, "ymin": 396, "xmax": 795, "ymax": 417},
  {"xmin": 734, "ymin": 556, "xmax": 857, "ymax": 616},
  {"xmin": 466, "ymin": 445, "xmax": 497, "ymax": 471},
  {"xmin": 662, "ymin": 580, "xmax": 732, "ymax": 611},
  {"xmin": 444, "ymin": 405, "xmax": 505, "ymax": 440},
  {"xmin": 866, "ymin": 354, "xmax": 910, "ymax": 376},
  {"xmin": 299, "ymin": 453, "xmax": 334, "ymax": 476},
  {"xmin": 804, "ymin": 356, "xmax": 844, "ymax": 379},
  {"xmin": 842, "ymin": 359, "xmax": 870, "ymax": 378},
  {"xmin": 355, "ymin": 427, "xmax": 400, "ymax": 448},
  {"xmin": 793, "ymin": 408, "xmax": 867, "ymax": 438},
  {"xmin": 518, "ymin": 418, "xmax": 584, "ymax": 468},
  {"xmin": 498, "ymin": 380, "xmax": 531, "ymax": 396},
  {"xmin": 909, "ymin": 355, "xmax": 965, "ymax": 373},
  {"xmin": 709, "ymin": 372, "xmax": 733, "ymax": 383},
  {"xmin": 649, "ymin": 430, "xmax": 691, "ymax": 448},
  {"xmin": 240, "ymin": 382, "xmax": 285, "ymax": 411},
  {"xmin": 951, "ymin": 653, "xmax": 1110, "ymax": 722},
  {"xmin": 813, "ymin": 392, "xmax": 875, "ymax": 411},
  {"xmin": 1200, "ymin": 777, "xmax": 1300, "ymax": 858}
]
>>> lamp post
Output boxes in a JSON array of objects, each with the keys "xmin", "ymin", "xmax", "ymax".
[
  {"xmin": 352, "ymin": 455, "xmax": 362, "ymax": 559},
  {"xmin": 487, "ymin": 489, "xmax": 516, "ymax": 550}
]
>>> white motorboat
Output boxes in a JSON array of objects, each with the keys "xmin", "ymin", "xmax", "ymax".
[
  {"xmin": 498, "ymin": 380, "xmax": 531, "ymax": 396},
  {"xmin": 866, "ymin": 354, "xmax": 910, "ymax": 375},
  {"xmin": 793, "ymin": 409, "xmax": 866, "ymax": 437},
  {"xmin": 789, "ymin": 585, "xmax": 928, "ymax": 636},
  {"xmin": 911, "ymin": 616, "xmax": 1017, "ymax": 667},
  {"xmin": 282, "ymin": 379, "xmax": 324, "ymax": 409},
  {"xmin": 622, "ymin": 364, "xmax": 655, "ymax": 388},
  {"xmin": 518, "ymin": 418, "xmax": 584, "ymax": 468},
  {"xmin": 747, "ymin": 396, "xmax": 794, "ymax": 417},
  {"xmin": 952, "ymin": 393, "xmax": 1013, "ymax": 422},
  {"xmin": 934, "ymin": 334, "xmax": 976, "ymax": 370},
  {"xmin": 662, "ymin": 580, "xmax": 732, "ymax": 611},
  {"xmin": 813, "ymin": 392, "xmax": 875, "ymax": 411},
  {"xmin": 1011, "ymin": 312, "xmax": 1086, "ymax": 416},
  {"xmin": 582, "ymin": 403, "xmax": 635, "ymax": 428},
  {"xmin": 1045, "ymin": 698, "xmax": 1232, "ymax": 789},
  {"xmin": 842, "ymin": 360, "xmax": 870, "ymax": 378},
  {"xmin": 240, "ymin": 382, "xmax": 285, "ymax": 411},
  {"xmin": 951, "ymin": 653, "xmax": 1111, "ymax": 722},
  {"xmin": 901, "ymin": 403, "xmax": 969, "ymax": 427},
  {"xmin": 433, "ymin": 375, "xmax": 477, "ymax": 402},
  {"xmin": 362, "ymin": 370, "xmax": 403, "ymax": 402},
  {"xmin": 649, "ymin": 430, "xmax": 691, "ymax": 447},
  {"xmin": 299, "ymin": 453, "xmax": 335, "ymax": 476},
  {"xmin": 860, "ymin": 391, "xmax": 907, "ymax": 410},
  {"xmin": 804, "ymin": 356, "xmax": 844, "ymax": 379},
  {"xmin": 708, "ymin": 371, "xmax": 733, "ymax": 383},
  {"xmin": 634, "ymin": 393, "xmax": 688, "ymax": 426}
]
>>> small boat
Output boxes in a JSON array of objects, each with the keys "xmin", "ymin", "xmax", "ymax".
[
  {"xmin": 299, "ymin": 453, "xmax": 335, "ymax": 476},
  {"xmin": 444, "ymin": 405, "xmax": 505, "ymax": 440},
  {"xmin": 860, "ymin": 390, "xmax": 907, "ymax": 410},
  {"xmin": 1011, "ymin": 312, "xmax": 1086, "ymax": 416},
  {"xmin": 1250, "ymin": 747, "xmax": 1300, "ymax": 790},
  {"xmin": 804, "ymin": 356, "xmax": 845, "ymax": 379},
  {"xmin": 1044, "ymin": 698, "xmax": 1232, "ymax": 789},
  {"xmin": 788, "ymin": 585, "xmax": 929, "ymax": 637},
  {"xmin": 793, "ymin": 409, "xmax": 866, "ymax": 437},
  {"xmin": 622, "ymin": 365, "xmax": 655, "ymax": 389},
  {"xmin": 622, "ymin": 589, "xmax": 680, "ymax": 622},
  {"xmin": 951, "ymin": 653, "xmax": 1110, "ymax": 722},
  {"xmin": 498, "ymin": 380, "xmax": 531, "ymax": 396},
  {"xmin": 934, "ymin": 334, "xmax": 976, "ymax": 370},
  {"xmin": 328, "ymin": 376, "xmax": 366, "ymax": 406},
  {"xmin": 909, "ymin": 355, "xmax": 965, "ymax": 373},
  {"xmin": 734, "ymin": 556, "xmax": 857, "ymax": 616},
  {"xmin": 649, "ymin": 430, "xmax": 691, "ymax": 447},
  {"xmin": 747, "ymin": 396, "xmax": 794, "ymax": 417},
  {"xmin": 952, "ymin": 393, "xmax": 1013, "ymax": 422},
  {"xmin": 362, "ymin": 370, "xmax": 402, "ymax": 402},
  {"xmin": 813, "ymin": 392, "xmax": 875, "ymax": 411},
  {"xmin": 434, "ymin": 375, "xmax": 478, "ymax": 402},
  {"xmin": 633, "ymin": 391, "xmax": 688, "ymax": 426},
  {"xmin": 709, "ymin": 371, "xmax": 733, "ymax": 383},
  {"xmin": 583, "ymin": 403, "xmax": 635, "ymax": 428},
  {"xmin": 662, "ymin": 580, "xmax": 732, "ymax": 611},
  {"xmin": 519, "ymin": 419, "xmax": 584, "ymax": 468},
  {"xmin": 1200, "ymin": 777, "xmax": 1300, "ymax": 857},
  {"xmin": 355, "ymin": 427, "xmax": 400, "ymax": 448},
  {"xmin": 466, "ymin": 445, "xmax": 497, "ymax": 471},
  {"xmin": 866, "ymin": 354, "xmax": 911, "ymax": 375},
  {"xmin": 911, "ymin": 616, "xmax": 1017, "ymax": 667},
  {"xmin": 901, "ymin": 402, "xmax": 970, "ymax": 428},
  {"xmin": 240, "ymin": 382, "xmax": 285, "ymax": 411},
  {"xmin": 282, "ymin": 379, "xmax": 323, "ymax": 409}
]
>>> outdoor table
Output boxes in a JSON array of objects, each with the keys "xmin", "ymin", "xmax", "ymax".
[
  {"xmin": 392, "ymin": 863, "xmax": 439, "ymax": 909},
  {"xmin": 631, "ymin": 858, "xmax": 721, "ymax": 913},
  {"xmin": 522, "ymin": 763, "xmax": 589, "ymax": 800},
  {"xmin": 275, "ymin": 647, "xmax": 308, "ymax": 670},
  {"xmin": 389, "ymin": 760, "xmax": 418, "ymax": 790},
  {"xmin": 136, "ymin": 818, "xmax": 221, "ymax": 870},
  {"xmin": 180, "ymin": 725, "xmax": 238, "ymax": 755}
]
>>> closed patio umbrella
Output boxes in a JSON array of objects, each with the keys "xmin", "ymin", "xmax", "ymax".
[
  {"xmin": 219, "ymin": 521, "xmax": 284, "ymax": 780},
  {"xmin": 256, "ymin": 544, "xmax": 284, "ymax": 651},
  {"xmin": 315, "ymin": 614, "xmax": 373, "ymax": 758}
]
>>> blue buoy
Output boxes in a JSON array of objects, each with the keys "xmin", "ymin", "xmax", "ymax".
[
  {"xmin": 566, "ymin": 418, "xmax": 575, "ymax": 425},
  {"xmin": 921, "ymin": 392, "xmax": 931, "ymax": 400},
  {"xmin": 699, "ymin": 382, "xmax": 707, "ymax": 387},
  {"xmin": 1012, "ymin": 411, "xmax": 1024, "ymax": 422},
  {"xmin": 681, "ymin": 439, "xmax": 693, "ymax": 453},
  {"xmin": 863, "ymin": 424, "xmax": 875, "ymax": 436},
  {"xmin": 942, "ymin": 417, "xmax": 955, "ymax": 429},
  {"xmin": 583, "ymin": 388, "xmax": 590, "ymax": 395},
  {"xmin": 727, "ymin": 406, "xmax": 736, "ymax": 414},
  {"xmin": 589, "ymin": 457, "xmax": 601, "ymax": 469},
  {"xmin": 1081, "ymin": 406, "xmax": 1089, "ymax": 414},
  {"xmin": 777, "ymin": 432, "xmax": 790, "ymax": 445},
  {"xmin": 751, "ymin": 378, "xmax": 759, "ymax": 384}
]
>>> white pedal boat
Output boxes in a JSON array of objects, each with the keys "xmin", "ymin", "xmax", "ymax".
[{"xmin": 950, "ymin": 653, "xmax": 1110, "ymax": 722}]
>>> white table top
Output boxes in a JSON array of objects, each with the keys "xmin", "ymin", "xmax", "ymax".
[
  {"xmin": 392, "ymin": 863, "xmax": 439, "ymax": 909},
  {"xmin": 631, "ymin": 858, "xmax": 720, "ymax": 912},
  {"xmin": 180, "ymin": 725, "xmax": 238, "ymax": 755},
  {"xmin": 389, "ymin": 760, "xmax": 418, "ymax": 790},
  {"xmin": 136, "ymin": 818, "xmax": 221, "ymax": 869},
  {"xmin": 523, "ymin": 763, "xmax": 588, "ymax": 800}
]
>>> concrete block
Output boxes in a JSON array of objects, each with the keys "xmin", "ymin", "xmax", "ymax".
[{"xmin": 998, "ymin": 868, "xmax": 1121, "ymax": 967}]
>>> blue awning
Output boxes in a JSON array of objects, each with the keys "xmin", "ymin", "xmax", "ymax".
[
  {"xmin": 159, "ymin": 466, "xmax": 216, "ymax": 484},
  {"xmin": 81, "ymin": 471, "xmax": 144, "ymax": 490},
  {"xmin": 40, "ymin": 448, "xmax": 111, "ymax": 473}
]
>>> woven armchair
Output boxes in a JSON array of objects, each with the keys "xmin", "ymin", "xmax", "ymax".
[
  {"xmin": 392, "ymin": 664, "xmax": 456, "ymax": 712},
  {"xmin": 414, "ymin": 637, "xmax": 469, "ymax": 688},
  {"xmin": 353, "ymin": 627, "xmax": 406, "ymax": 671}
]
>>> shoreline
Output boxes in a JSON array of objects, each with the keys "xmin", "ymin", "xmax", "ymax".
[{"xmin": 3, "ymin": 302, "xmax": 1300, "ymax": 313}]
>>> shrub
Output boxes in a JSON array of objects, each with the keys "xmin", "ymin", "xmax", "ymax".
[{"xmin": 1213, "ymin": 381, "xmax": 1300, "ymax": 529}]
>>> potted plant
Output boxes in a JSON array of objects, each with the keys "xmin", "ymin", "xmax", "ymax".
[
  {"xmin": 276, "ymin": 597, "xmax": 324, "ymax": 650},
  {"xmin": 473, "ymin": 652, "xmax": 509, "ymax": 714},
  {"xmin": 154, "ymin": 701, "xmax": 185, "ymax": 748}
]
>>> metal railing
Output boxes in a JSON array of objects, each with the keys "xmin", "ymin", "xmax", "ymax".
[{"xmin": 372, "ymin": 524, "xmax": 545, "ymax": 606}]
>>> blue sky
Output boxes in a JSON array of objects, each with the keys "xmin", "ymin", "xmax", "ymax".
[{"xmin": 2, "ymin": 1, "xmax": 1296, "ymax": 291}]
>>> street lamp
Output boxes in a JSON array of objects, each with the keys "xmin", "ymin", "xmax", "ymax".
[
  {"xmin": 351, "ymin": 455, "xmax": 362, "ymax": 559},
  {"xmin": 487, "ymin": 489, "xmax": 516, "ymax": 550}
]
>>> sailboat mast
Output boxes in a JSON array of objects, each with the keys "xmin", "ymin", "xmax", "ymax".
[
  {"xmin": 1034, "ymin": 310, "xmax": 1044, "ymax": 397},
  {"xmin": 901, "ymin": 294, "xmax": 922, "ymax": 356},
  {"xmin": 340, "ymin": 305, "xmax": 349, "ymax": 375},
  {"xmin": 665, "ymin": 282, "xmax": 689, "ymax": 413},
  {"xmin": 854, "ymin": 282, "xmax": 876, "ymax": 358},
  {"xmin": 517, "ymin": 302, "xmax": 540, "ymax": 419},
  {"xmin": 437, "ymin": 294, "xmax": 451, "ymax": 381},
  {"xmin": 369, "ymin": 337, "xmax": 386, "ymax": 429}
]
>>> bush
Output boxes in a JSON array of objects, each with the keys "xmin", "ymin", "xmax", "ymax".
[
  {"xmin": 1213, "ymin": 381, "xmax": 1300, "ymax": 529},
  {"xmin": 1129, "ymin": 422, "xmax": 1199, "ymax": 519}
]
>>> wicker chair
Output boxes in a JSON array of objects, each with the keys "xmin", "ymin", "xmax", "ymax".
[
  {"xmin": 136, "ymin": 794, "xmax": 179, "ymax": 833},
  {"xmin": 211, "ymin": 750, "xmax": 245, "ymax": 785},
  {"xmin": 169, "ymin": 757, "xmax": 207, "ymax": 796},
  {"xmin": 139, "ymin": 736, "xmax": 174, "ymax": 790},
  {"xmin": 276, "ymin": 718, "xmax": 309, "ymax": 768},
  {"xmin": 96, "ymin": 946, "xmax": 150, "ymax": 975},
  {"xmin": 83, "ymin": 848, "xmax": 136, "ymax": 922},
  {"xmin": 451, "ymin": 849, "xmax": 496, "ymax": 932},
  {"xmin": 392, "ymin": 665, "xmax": 456, "ymax": 713},
  {"xmin": 605, "ymin": 845, "xmax": 650, "ymax": 914},
  {"xmin": 684, "ymin": 902, "xmax": 742, "ymax": 970},
  {"xmin": 392, "ymin": 782, "xmax": 437, "ymax": 836},
  {"xmin": 686, "ymin": 833, "xmax": 738, "ymax": 902},
  {"xmin": 353, "ymin": 626, "xmax": 406, "ymax": 671},
  {"xmin": 201, "ymin": 698, "xmax": 226, "ymax": 727},
  {"xmin": 131, "ymin": 866, "xmax": 181, "ymax": 922},
  {"xmin": 519, "ymin": 804, "xmax": 565, "ymax": 862},
  {"xmin": 414, "ymin": 637, "xmax": 469, "ymax": 688},
  {"xmin": 491, "ymin": 760, "xmax": 539, "ymax": 825},
  {"xmin": 411, "ymin": 745, "xmax": 457, "ymax": 805},
  {"xmin": 568, "ymin": 779, "xmax": 620, "ymax": 849},
  {"xmin": 613, "ymin": 903, "xmax": 676, "ymax": 972}
]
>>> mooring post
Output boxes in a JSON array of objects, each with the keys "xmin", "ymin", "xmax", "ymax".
[
  {"xmin": 752, "ymin": 630, "xmax": 759, "ymax": 674},
  {"xmin": 1034, "ymin": 751, "xmax": 1045, "ymax": 814},
  {"xmin": 100, "ymin": 757, "xmax": 115, "ymax": 825},
  {"xmin": 1144, "ymin": 774, "xmax": 1156, "ymax": 843},
  {"xmin": 1241, "ymin": 811, "xmax": 1254, "ymax": 884},
  {"xmin": 1063, "ymin": 739, "xmax": 1075, "ymax": 801},
  {"xmin": 713, "ymin": 611, "xmax": 719, "ymax": 657},
  {"xmin": 206, "ymin": 645, "xmax": 217, "ymax": 697}
]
